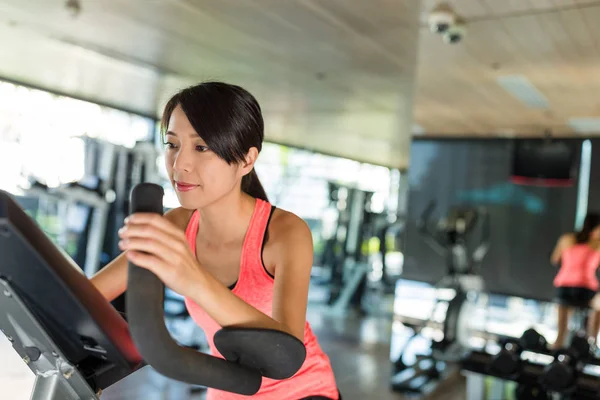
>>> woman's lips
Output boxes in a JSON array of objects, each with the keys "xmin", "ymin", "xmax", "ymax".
[{"xmin": 175, "ymin": 182, "xmax": 199, "ymax": 192}]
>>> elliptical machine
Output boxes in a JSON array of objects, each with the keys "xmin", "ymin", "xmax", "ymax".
[{"xmin": 390, "ymin": 201, "xmax": 490, "ymax": 396}]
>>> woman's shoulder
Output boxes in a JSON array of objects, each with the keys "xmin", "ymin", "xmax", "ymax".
[
  {"xmin": 266, "ymin": 206, "xmax": 312, "ymax": 250},
  {"xmin": 590, "ymin": 239, "xmax": 600, "ymax": 251},
  {"xmin": 559, "ymin": 232, "xmax": 577, "ymax": 246},
  {"xmin": 262, "ymin": 206, "xmax": 313, "ymax": 274},
  {"xmin": 164, "ymin": 207, "xmax": 195, "ymax": 231}
]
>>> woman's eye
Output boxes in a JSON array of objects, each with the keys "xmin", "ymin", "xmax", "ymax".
[
  {"xmin": 164, "ymin": 142, "xmax": 177, "ymax": 149},
  {"xmin": 196, "ymin": 145, "xmax": 209, "ymax": 152}
]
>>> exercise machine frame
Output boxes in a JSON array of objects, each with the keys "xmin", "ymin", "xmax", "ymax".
[
  {"xmin": 0, "ymin": 279, "xmax": 103, "ymax": 400},
  {"xmin": 390, "ymin": 201, "xmax": 490, "ymax": 396}
]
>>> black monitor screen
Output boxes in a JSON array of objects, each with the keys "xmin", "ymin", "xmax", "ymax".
[{"xmin": 511, "ymin": 139, "xmax": 577, "ymax": 185}]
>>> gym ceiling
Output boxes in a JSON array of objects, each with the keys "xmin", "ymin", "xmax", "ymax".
[{"xmin": 0, "ymin": 0, "xmax": 598, "ymax": 170}]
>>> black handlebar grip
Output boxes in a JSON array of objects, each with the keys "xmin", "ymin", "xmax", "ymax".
[{"xmin": 125, "ymin": 183, "xmax": 262, "ymax": 395}]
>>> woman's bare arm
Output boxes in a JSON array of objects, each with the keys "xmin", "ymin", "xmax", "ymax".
[
  {"xmin": 550, "ymin": 233, "xmax": 575, "ymax": 266},
  {"xmin": 90, "ymin": 207, "xmax": 191, "ymax": 301},
  {"xmin": 90, "ymin": 252, "xmax": 129, "ymax": 302}
]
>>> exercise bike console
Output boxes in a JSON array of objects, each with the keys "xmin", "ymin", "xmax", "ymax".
[{"xmin": 0, "ymin": 189, "xmax": 143, "ymax": 399}]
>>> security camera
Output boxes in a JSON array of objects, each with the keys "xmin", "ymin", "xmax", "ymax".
[
  {"xmin": 428, "ymin": 3, "xmax": 457, "ymax": 34},
  {"xmin": 442, "ymin": 18, "xmax": 467, "ymax": 44}
]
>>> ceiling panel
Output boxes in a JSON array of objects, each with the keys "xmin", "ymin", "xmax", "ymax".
[
  {"xmin": 414, "ymin": 0, "xmax": 600, "ymax": 138},
  {"xmin": 0, "ymin": 0, "xmax": 422, "ymax": 169},
  {"xmin": 4, "ymin": 0, "xmax": 599, "ymax": 169}
]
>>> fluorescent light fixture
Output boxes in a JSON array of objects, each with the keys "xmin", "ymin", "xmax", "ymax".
[
  {"xmin": 496, "ymin": 75, "xmax": 549, "ymax": 109},
  {"xmin": 568, "ymin": 118, "xmax": 600, "ymax": 134},
  {"xmin": 412, "ymin": 124, "xmax": 425, "ymax": 135},
  {"xmin": 575, "ymin": 140, "xmax": 592, "ymax": 231}
]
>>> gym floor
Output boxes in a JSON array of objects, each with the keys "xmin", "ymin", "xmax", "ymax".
[{"xmin": 0, "ymin": 300, "xmax": 466, "ymax": 400}]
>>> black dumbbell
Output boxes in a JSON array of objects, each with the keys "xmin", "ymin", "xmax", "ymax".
[
  {"xmin": 489, "ymin": 329, "xmax": 549, "ymax": 379},
  {"xmin": 540, "ymin": 348, "xmax": 578, "ymax": 393},
  {"xmin": 569, "ymin": 333, "xmax": 591, "ymax": 361},
  {"xmin": 488, "ymin": 338, "xmax": 523, "ymax": 378},
  {"xmin": 520, "ymin": 328, "xmax": 548, "ymax": 353},
  {"xmin": 514, "ymin": 384, "xmax": 550, "ymax": 400},
  {"xmin": 540, "ymin": 332, "xmax": 592, "ymax": 393}
]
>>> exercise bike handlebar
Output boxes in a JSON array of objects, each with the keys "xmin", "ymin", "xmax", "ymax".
[
  {"xmin": 416, "ymin": 201, "xmax": 446, "ymax": 256},
  {"xmin": 416, "ymin": 201, "xmax": 436, "ymax": 233},
  {"xmin": 125, "ymin": 184, "xmax": 263, "ymax": 394},
  {"xmin": 472, "ymin": 208, "xmax": 490, "ymax": 264},
  {"xmin": 126, "ymin": 183, "xmax": 306, "ymax": 396}
]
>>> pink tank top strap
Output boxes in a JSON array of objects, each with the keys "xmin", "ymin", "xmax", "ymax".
[
  {"xmin": 185, "ymin": 209, "xmax": 200, "ymax": 247},
  {"xmin": 238, "ymin": 199, "xmax": 275, "ymax": 281}
]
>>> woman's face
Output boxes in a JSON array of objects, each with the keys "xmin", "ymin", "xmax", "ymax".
[{"xmin": 163, "ymin": 105, "xmax": 243, "ymax": 210}]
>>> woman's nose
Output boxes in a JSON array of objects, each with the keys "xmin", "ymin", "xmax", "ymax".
[{"xmin": 173, "ymin": 150, "xmax": 193, "ymax": 173}]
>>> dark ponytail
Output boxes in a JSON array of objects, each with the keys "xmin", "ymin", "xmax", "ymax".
[
  {"xmin": 160, "ymin": 81, "xmax": 269, "ymax": 202},
  {"xmin": 242, "ymin": 169, "xmax": 268, "ymax": 202},
  {"xmin": 575, "ymin": 212, "xmax": 600, "ymax": 243}
]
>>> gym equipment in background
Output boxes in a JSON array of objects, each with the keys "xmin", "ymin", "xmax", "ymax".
[
  {"xmin": 540, "ymin": 332, "xmax": 593, "ymax": 395},
  {"xmin": 316, "ymin": 182, "xmax": 377, "ymax": 315},
  {"xmin": 453, "ymin": 289, "xmax": 600, "ymax": 400},
  {"xmin": 314, "ymin": 181, "xmax": 403, "ymax": 316},
  {"xmin": 487, "ymin": 328, "xmax": 549, "ymax": 380},
  {"xmin": 416, "ymin": 201, "xmax": 490, "ymax": 277},
  {"xmin": 0, "ymin": 184, "xmax": 306, "ymax": 399},
  {"xmin": 390, "ymin": 201, "xmax": 490, "ymax": 397},
  {"xmin": 21, "ymin": 138, "xmax": 161, "ymax": 279},
  {"xmin": 463, "ymin": 328, "xmax": 600, "ymax": 400},
  {"xmin": 24, "ymin": 174, "xmax": 111, "ymax": 278}
]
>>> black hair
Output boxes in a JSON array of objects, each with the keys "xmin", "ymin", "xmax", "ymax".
[
  {"xmin": 160, "ymin": 81, "xmax": 268, "ymax": 202},
  {"xmin": 575, "ymin": 212, "xmax": 600, "ymax": 244}
]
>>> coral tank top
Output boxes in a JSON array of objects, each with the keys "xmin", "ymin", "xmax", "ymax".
[
  {"xmin": 554, "ymin": 243, "xmax": 600, "ymax": 291},
  {"xmin": 183, "ymin": 199, "xmax": 339, "ymax": 399}
]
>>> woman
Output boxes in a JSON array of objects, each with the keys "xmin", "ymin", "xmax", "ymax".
[
  {"xmin": 551, "ymin": 212, "xmax": 600, "ymax": 349},
  {"xmin": 91, "ymin": 82, "xmax": 340, "ymax": 399}
]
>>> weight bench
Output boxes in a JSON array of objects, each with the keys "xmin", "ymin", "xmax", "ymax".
[{"xmin": 0, "ymin": 184, "xmax": 306, "ymax": 399}]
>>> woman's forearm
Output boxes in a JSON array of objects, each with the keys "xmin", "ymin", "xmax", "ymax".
[
  {"xmin": 89, "ymin": 253, "xmax": 128, "ymax": 302},
  {"xmin": 187, "ymin": 269, "xmax": 291, "ymax": 336}
]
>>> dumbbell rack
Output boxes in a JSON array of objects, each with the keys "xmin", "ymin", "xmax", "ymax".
[{"xmin": 462, "ymin": 347, "xmax": 600, "ymax": 400}]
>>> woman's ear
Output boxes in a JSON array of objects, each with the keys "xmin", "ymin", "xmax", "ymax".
[{"xmin": 241, "ymin": 147, "xmax": 259, "ymax": 175}]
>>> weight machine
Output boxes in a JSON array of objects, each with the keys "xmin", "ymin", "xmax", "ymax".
[
  {"xmin": 20, "ymin": 138, "xmax": 160, "ymax": 278},
  {"xmin": 317, "ymin": 182, "xmax": 378, "ymax": 315},
  {"xmin": 390, "ymin": 201, "xmax": 490, "ymax": 396}
]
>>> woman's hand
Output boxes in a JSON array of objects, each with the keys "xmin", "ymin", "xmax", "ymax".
[{"xmin": 118, "ymin": 213, "xmax": 202, "ymax": 297}]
